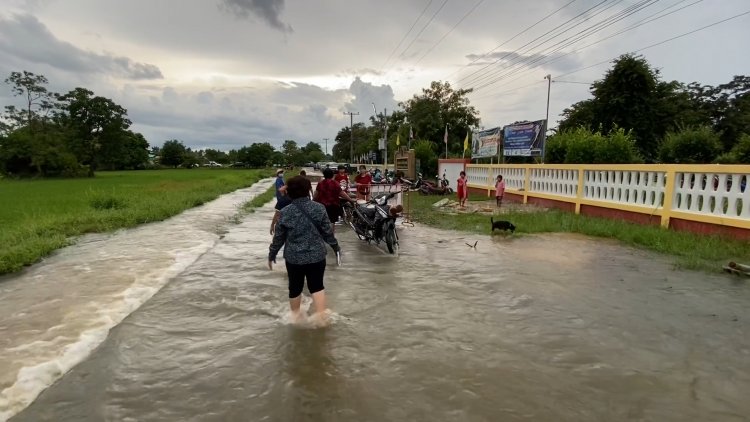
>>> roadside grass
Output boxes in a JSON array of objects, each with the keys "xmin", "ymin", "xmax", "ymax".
[
  {"xmin": 0, "ymin": 169, "xmax": 269, "ymax": 275},
  {"xmin": 408, "ymin": 193, "xmax": 750, "ymax": 272},
  {"xmin": 243, "ymin": 183, "xmax": 277, "ymax": 212}
]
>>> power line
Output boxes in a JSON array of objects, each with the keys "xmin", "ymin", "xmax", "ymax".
[
  {"xmin": 553, "ymin": 80, "xmax": 592, "ymax": 85},
  {"xmin": 380, "ymin": 0, "xmax": 434, "ymax": 72},
  {"xmin": 470, "ymin": 7, "xmax": 749, "ymax": 104},
  {"xmin": 498, "ymin": 0, "xmax": 702, "ymax": 83},
  {"xmin": 397, "ymin": 0, "xmax": 451, "ymax": 62},
  {"xmin": 457, "ymin": 0, "xmax": 615, "ymax": 86},
  {"xmin": 414, "ymin": 0, "xmax": 485, "ymax": 66},
  {"xmin": 467, "ymin": 0, "xmax": 703, "ymax": 94},
  {"xmin": 470, "ymin": 0, "xmax": 659, "ymax": 91},
  {"xmin": 466, "ymin": 0, "xmax": 646, "ymax": 89},
  {"xmin": 556, "ymin": 9, "xmax": 750, "ymax": 79},
  {"xmin": 445, "ymin": 0, "xmax": 579, "ymax": 81}
]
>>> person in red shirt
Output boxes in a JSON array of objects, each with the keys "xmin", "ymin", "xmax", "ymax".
[
  {"xmin": 495, "ymin": 174, "xmax": 506, "ymax": 208},
  {"xmin": 334, "ymin": 164, "xmax": 349, "ymax": 185},
  {"xmin": 354, "ymin": 165, "xmax": 372, "ymax": 201},
  {"xmin": 315, "ymin": 168, "xmax": 354, "ymax": 232},
  {"xmin": 457, "ymin": 171, "xmax": 468, "ymax": 208}
]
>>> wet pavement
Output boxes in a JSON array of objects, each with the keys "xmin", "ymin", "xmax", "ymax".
[{"xmin": 2, "ymin": 180, "xmax": 749, "ymax": 421}]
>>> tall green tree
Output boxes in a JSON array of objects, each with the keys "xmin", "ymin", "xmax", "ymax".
[
  {"xmin": 559, "ymin": 55, "xmax": 705, "ymax": 162},
  {"xmin": 239, "ymin": 142, "xmax": 275, "ymax": 167},
  {"xmin": 399, "ymin": 81, "xmax": 480, "ymax": 157},
  {"xmin": 160, "ymin": 139, "xmax": 186, "ymax": 167},
  {"xmin": 301, "ymin": 141, "xmax": 325, "ymax": 163},
  {"xmin": 57, "ymin": 87, "xmax": 132, "ymax": 174},
  {"xmin": 3, "ymin": 71, "xmax": 57, "ymax": 130}
]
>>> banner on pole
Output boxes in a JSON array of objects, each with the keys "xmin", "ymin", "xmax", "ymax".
[
  {"xmin": 503, "ymin": 120, "xmax": 546, "ymax": 157},
  {"xmin": 471, "ymin": 127, "xmax": 503, "ymax": 159}
]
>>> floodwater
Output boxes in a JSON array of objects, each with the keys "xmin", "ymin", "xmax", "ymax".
[{"xmin": 2, "ymin": 179, "xmax": 749, "ymax": 421}]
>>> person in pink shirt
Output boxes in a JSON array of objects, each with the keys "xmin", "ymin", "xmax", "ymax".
[
  {"xmin": 495, "ymin": 174, "xmax": 506, "ymax": 208},
  {"xmin": 456, "ymin": 171, "xmax": 468, "ymax": 208}
]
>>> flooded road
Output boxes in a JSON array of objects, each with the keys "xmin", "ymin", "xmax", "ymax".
[{"xmin": 3, "ymin": 180, "xmax": 750, "ymax": 421}]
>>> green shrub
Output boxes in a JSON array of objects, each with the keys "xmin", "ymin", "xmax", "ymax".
[
  {"xmin": 545, "ymin": 126, "xmax": 640, "ymax": 164},
  {"xmin": 659, "ymin": 127, "xmax": 721, "ymax": 164},
  {"xmin": 730, "ymin": 133, "xmax": 750, "ymax": 164}
]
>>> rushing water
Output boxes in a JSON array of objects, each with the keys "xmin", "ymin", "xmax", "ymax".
[{"xmin": 3, "ymin": 179, "xmax": 750, "ymax": 421}]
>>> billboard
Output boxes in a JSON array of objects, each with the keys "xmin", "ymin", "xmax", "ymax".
[
  {"xmin": 503, "ymin": 120, "xmax": 546, "ymax": 157},
  {"xmin": 471, "ymin": 126, "xmax": 503, "ymax": 159}
]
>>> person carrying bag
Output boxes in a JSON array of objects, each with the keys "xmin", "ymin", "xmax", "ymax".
[{"xmin": 268, "ymin": 176, "xmax": 340, "ymax": 324}]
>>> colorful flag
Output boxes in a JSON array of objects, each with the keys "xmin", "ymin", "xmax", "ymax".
[
  {"xmin": 396, "ymin": 133, "xmax": 400, "ymax": 146},
  {"xmin": 463, "ymin": 132, "xmax": 469, "ymax": 151}
]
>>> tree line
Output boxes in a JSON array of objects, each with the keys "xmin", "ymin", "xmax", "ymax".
[
  {"xmin": 331, "ymin": 54, "xmax": 750, "ymax": 170},
  {"xmin": 0, "ymin": 71, "xmax": 330, "ymax": 177}
]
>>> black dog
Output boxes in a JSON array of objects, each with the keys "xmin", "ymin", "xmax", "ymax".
[{"xmin": 491, "ymin": 217, "xmax": 515, "ymax": 233}]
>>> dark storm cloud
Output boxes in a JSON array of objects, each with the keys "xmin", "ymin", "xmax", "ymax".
[
  {"xmin": 465, "ymin": 50, "xmax": 581, "ymax": 74},
  {"xmin": 219, "ymin": 0, "xmax": 293, "ymax": 33},
  {"xmin": 0, "ymin": 13, "xmax": 163, "ymax": 80}
]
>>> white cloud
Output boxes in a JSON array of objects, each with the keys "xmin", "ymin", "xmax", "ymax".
[{"xmin": 0, "ymin": 0, "xmax": 748, "ymax": 150}]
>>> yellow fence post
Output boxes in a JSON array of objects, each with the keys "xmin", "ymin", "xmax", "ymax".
[
  {"xmin": 575, "ymin": 167, "xmax": 585, "ymax": 214},
  {"xmin": 487, "ymin": 164, "xmax": 493, "ymax": 197},
  {"xmin": 660, "ymin": 167, "xmax": 676, "ymax": 228},
  {"xmin": 523, "ymin": 165, "xmax": 530, "ymax": 204}
]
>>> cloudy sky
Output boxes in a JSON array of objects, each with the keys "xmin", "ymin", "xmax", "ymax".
[{"xmin": 1, "ymin": 0, "xmax": 748, "ymax": 152}]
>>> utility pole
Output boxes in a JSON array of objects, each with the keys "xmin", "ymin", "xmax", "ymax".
[
  {"xmin": 323, "ymin": 138, "xmax": 329, "ymax": 157},
  {"xmin": 543, "ymin": 74, "xmax": 551, "ymax": 164},
  {"xmin": 372, "ymin": 103, "xmax": 388, "ymax": 170},
  {"xmin": 343, "ymin": 111, "xmax": 358, "ymax": 163}
]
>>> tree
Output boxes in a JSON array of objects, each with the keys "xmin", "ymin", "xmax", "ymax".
[
  {"xmin": 558, "ymin": 55, "xmax": 702, "ymax": 162},
  {"xmin": 400, "ymin": 81, "xmax": 480, "ymax": 157},
  {"xmin": 3, "ymin": 71, "xmax": 57, "ymax": 130},
  {"xmin": 160, "ymin": 139, "xmax": 186, "ymax": 167},
  {"xmin": 57, "ymin": 87, "xmax": 132, "ymax": 175},
  {"xmin": 331, "ymin": 123, "xmax": 378, "ymax": 162},
  {"xmin": 301, "ymin": 141, "xmax": 325, "ymax": 163},
  {"xmin": 204, "ymin": 148, "xmax": 229, "ymax": 164},
  {"xmin": 239, "ymin": 142, "xmax": 275, "ymax": 167},
  {"xmin": 281, "ymin": 140, "xmax": 302, "ymax": 165}
]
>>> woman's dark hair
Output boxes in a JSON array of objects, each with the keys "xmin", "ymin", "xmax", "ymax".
[
  {"xmin": 286, "ymin": 175, "xmax": 312, "ymax": 199},
  {"xmin": 322, "ymin": 168, "xmax": 334, "ymax": 179}
]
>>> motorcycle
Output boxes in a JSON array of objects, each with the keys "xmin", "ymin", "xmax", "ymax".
[
  {"xmin": 343, "ymin": 192, "xmax": 401, "ymax": 253},
  {"xmin": 400, "ymin": 173, "xmax": 424, "ymax": 191}
]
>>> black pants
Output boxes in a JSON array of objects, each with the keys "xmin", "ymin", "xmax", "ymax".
[{"xmin": 285, "ymin": 259, "xmax": 326, "ymax": 298}]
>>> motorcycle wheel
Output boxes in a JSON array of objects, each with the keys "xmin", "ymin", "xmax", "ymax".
[
  {"xmin": 343, "ymin": 204, "xmax": 354, "ymax": 227},
  {"xmin": 384, "ymin": 221, "xmax": 397, "ymax": 254}
]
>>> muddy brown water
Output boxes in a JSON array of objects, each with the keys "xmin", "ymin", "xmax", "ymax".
[{"xmin": 2, "ymin": 179, "xmax": 749, "ymax": 421}]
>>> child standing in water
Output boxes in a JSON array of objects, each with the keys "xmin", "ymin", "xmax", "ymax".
[
  {"xmin": 457, "ymin": 171, "xmax": 468, "ymax": 208},
  {"xmin": 495, "ymin": 175, "xmax": 505, "ymax": 208}
]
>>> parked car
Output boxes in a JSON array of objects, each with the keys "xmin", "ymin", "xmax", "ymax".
[{"xmin": 204, "ymin": 161, "xmax": 222, "ymax": 167}]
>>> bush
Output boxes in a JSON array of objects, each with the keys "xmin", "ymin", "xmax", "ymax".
[
  {"xmin": 413, "ymin": 139, "xmax": 438, "ymax": 176},
  {"xmin": 544, "ymin": 126, "xmax": 641, "ymax": 164},
  {"xmin": 730, "ymin": 133, "xmax": 750, "ymax": 164},
  {"xmin": 659, "ymin": 127, "xmax": 721, "ymax": 164}
]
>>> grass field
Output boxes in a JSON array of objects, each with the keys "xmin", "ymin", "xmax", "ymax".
[
  {"xmin": 0, "ymin": 169, "xmax": 269, "ymax": 275},
  {"xmin": 409, "ymin": 193, "xmax": 750, "ymax": 272}
]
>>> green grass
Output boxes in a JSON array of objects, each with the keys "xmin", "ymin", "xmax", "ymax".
[
  {"xmin": 409, "ymin": 194, "xmax": 750, "ymax": 272},
  {"xmin": 243, "ymin": 183, "xmax": 277, "ymax": 212},
  {"xmin": 0, "ymin": 168, "xmax": 270, "ymax": 274}
]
